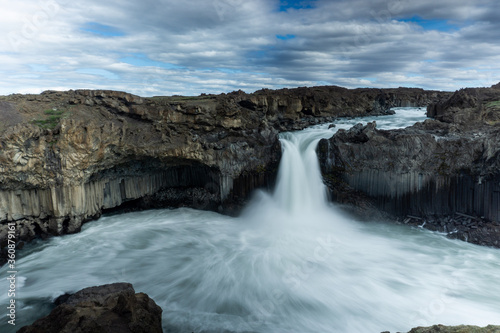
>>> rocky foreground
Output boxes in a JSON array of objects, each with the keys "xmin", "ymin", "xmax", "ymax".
[
  {"xmin": 0, "ymin": 85, "xmax": 447, "ymax": 258},
  {"xmin": 318, "ymin": 83, "xmax": 500, "ymax": 247},
  {"xmin": 17, "ymin": 283, "xmax": 163, "ymax": 333},
  {"xmin": 17, "ymin": 283, "xmax": 500, "ymax": 333}
]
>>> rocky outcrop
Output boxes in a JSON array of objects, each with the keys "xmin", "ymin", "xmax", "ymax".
[
  {"xmin": 246, "ymin": 86, "xmax": 448, "ymax": 123},
  {"xmin": 0, "ymin": 86, "xmax": 447, "ymax": 258},
  {"xmin": 0, "ymin": 90, "xmax": 281, "ymax": 255},
  {"xmin": 17, "ymin": 283, "xmax": 162, "ymax": 333},
  {"xmin": 15, "ymin": 283, "xmax": 500, "ymax": 333},
  {"xmin": 427, "ymin": 87, "xmax": 500, "ymax": 127},
  {"xmin": 406, "ymin": 324, "xmax": 500, "ymax": 333},
  {"xmin": 318, "ymin": 83, "xmax": 500, "ymax": 247}
]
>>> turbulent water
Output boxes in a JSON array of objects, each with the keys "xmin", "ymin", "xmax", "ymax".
[{"xmin": 2, "ymin": 108, "xmax": 500, "ymax": 333}]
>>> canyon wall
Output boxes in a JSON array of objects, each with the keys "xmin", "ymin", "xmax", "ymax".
[
  {"xmin": 0, "ymin": 86, "xmax": 448, "ymax": 254},
  {"xmin": 318, "ymin": 84, "xmax": 500, "ymax": 246}
]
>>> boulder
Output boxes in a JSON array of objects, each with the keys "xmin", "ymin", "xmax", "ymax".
[{"xmin": 17, "ymin": 283, "xmax": 163, "ymax": 333}]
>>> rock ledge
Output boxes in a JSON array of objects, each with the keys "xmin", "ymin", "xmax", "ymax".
[{"xmin": 17, "ymin": 283, "xmax": 163, "ymax": 333}]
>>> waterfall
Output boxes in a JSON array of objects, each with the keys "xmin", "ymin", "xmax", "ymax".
[
  {"xmin": 273, "ymin": 131, "xmax": 330, "ymax": 214},
  {"xmin": 241, "ymin": 124, "xmax": 337, "ymax": 226}
]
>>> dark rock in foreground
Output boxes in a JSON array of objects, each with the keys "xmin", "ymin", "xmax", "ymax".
[
  {"xmin": 15, "ymin": 282, "xmax": 500, "ymax": 333},
  {"xmin": 318, "ymin": 83, "xmax": 500, "ymax": 247},
  {"xmin": 17, "ymin": 283, "xmax": 163, "ymax": 333}
]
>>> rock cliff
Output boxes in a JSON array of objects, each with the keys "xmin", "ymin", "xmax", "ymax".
[
  {"xmin": 406, "ymin": 325, "xmax": 500, "ymax": 333},
  {"xmin": 0, "ymin": 86, "xmax": 448, "ymax": 258},
  {"xmin": 318, "ymin": 84, "xmax": 500, "ymax": 247},
  {"xmin": 17, "ymin": 283, "xmax": 163, "ymax": 333}
]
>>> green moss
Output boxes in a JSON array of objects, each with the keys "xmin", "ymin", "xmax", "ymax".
[
  {"xmin": 255, "ymin": 164, "xmax": 266, "ymax": 173},
  {"xmin": 323, "ymin": 165, "xmax": 349, "ymax": 186},
  {"xmin": 485, "ymin": 100, "xmax": 500, "ymax": 108},
  {"xmin": 32, "ymin": 109, "xmax": 66, "ymax": 130},
  {"xmin": 318, "ymin": 143, "xmax": 328, "ymax": 153},
  {"xmin": 437, "ymin": 160, "xmax": 450, "ymax": 175}
]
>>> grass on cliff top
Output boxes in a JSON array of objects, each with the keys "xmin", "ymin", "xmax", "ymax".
[
  {"xmin": 32, "ymin": 109, "xmax": 66, "ymax": 130},
  {"xmin": 149, "ymin": 95, "xmax": 216, "ymax": 103},
  {"xmin": 485, "ymin": 100, "xmax": 500, "ymax": 108},
  {"xmin": 483, "ymin": 100, "xmax": 500, "ymax": 125}
]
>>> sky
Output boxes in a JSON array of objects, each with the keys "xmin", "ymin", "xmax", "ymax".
[{"xmin": 1, "ymin": 0, "xmax": 499, "ymax": 96}]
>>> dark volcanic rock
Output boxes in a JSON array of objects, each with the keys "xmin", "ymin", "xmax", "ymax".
[
  {"xmin": 17, "ymin": 283, "xmax": 163, "ymax": 333},
  {"xmin": 0, "ymin": 86, "xmax": 448, "ymax": 256},
  {"xmin": 246, "ymin": 86, "xmax": 447, "ymax": 123},
  {"xmin": 427, "ymin": 86, "xmax": 500, "ymax": 127},
  {"xmin": 407, "ymin": 324, "xmax": 500, "ymax": 333},
  {"xmin": 318, "ymin": 83, "xmax": 500, "ymax": 247}
]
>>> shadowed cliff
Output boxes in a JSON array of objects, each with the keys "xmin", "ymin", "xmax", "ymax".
[
  {"xmin": 318, "ymin": 83, "xmax": 500, "ymax": 247},
  {"xmin": 0, "ymin": 86, "xmax": 448, "ymax": 258}
]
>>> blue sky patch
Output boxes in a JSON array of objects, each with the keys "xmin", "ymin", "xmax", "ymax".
[
  {"xmin": 80, "ymin": 22, "xmax": 125, "ymax": 37},
  {"xmin": 198, "ymin": 68, "xmax": 243, "ymax": 74},
  {"xmin": 399, "ymin": 16, "xmax": 459, "ymax": 32},
  {"xmin": 247, "ymin": 49, "xmax": 269, "ymax": 59},
  {"xmin": 29, "ymin": 64, "xmax": 51, "ymax": 72},
  {"xmin": 276, "ymin": 34, "xmax": 296, "ymax": 40},
  {"xmin": 76, "ymin": 68, "xmax": 120, "ymax": 80},
  {"xmin": 119, "ymin": 53, "xmax": 183, "ymax": 69},
  {"xmin": 279, "ymin": 0, "xmax": 315, "ymax": 12},
  {"xmin": 216, "ymin": 68, "xmax": 243, "ymax": 74}
]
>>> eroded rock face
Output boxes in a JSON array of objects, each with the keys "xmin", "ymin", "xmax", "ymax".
[
  {"xmin": 318, "ymin": 84, "xmax": 500, "ymax": 247},
  {"xmin": 0, "ymin": 90, "xmax": 282, "ymax": 253},
  {"xmin": 243, "ymin": 86, "xmax": 448, "ymax": 123},
  {"xmin": 0, "ymin": 86, "xmax": 448, "ymax": 257},
  {"xmin": 17, "ymin": 283, "xmax": 163, "ymax": 333},
  {"xmin": 406, "ymin": 324, "xmax": 500, "ymax": 333}
]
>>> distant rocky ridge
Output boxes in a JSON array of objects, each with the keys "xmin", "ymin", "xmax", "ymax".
[
  {"xmin": 405, "ymin": 325, "xmax": 500, "ymax": 333},
  {"xmin": 0, "ymin": 86, "xmax": 448, "ymax": 259},
  {"xmin": 318, "ymin": 83, "xmax": 500, "ymax": 247}
]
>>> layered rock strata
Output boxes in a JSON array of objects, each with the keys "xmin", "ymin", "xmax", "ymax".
[
  {"xmin": 17, "ymin": 283, "xmax": 163, "ymax": 333},
  {"xmin": 0, "ymin": 86, "xmax": 448, "ymax": 257},
  {"xmin": 318, "ymin": 84, "xmax": 500, "ymax": 247}
]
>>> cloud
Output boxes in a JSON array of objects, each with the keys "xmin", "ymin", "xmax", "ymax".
[{"xmin": 0, "ymin": 0, "xmax": 498, "ymax": 96}]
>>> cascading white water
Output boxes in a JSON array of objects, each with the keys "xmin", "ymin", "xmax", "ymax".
[
  {"xmin": 1, "ymin": 108, "xmax": 500, "ymax": 333},
  {"xmin": 272, "ymin": 129, "xmax": 332, "ymax": 214}
]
